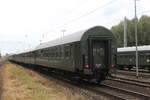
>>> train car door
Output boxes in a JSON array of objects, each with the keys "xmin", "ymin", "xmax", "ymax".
[
  {"xmin": 93, "ymin": 41, "xmax": 107, "ymax": 68},
  {"xmin": 89, "ymin": 39, "xmax": 110, "ymax": 69}
]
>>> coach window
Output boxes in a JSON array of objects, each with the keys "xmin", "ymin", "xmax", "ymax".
[
  {"xmin": 36, "ymin": 50, "xmax": 39, "ymax": 58},
  {"xmin": 29, "ymin": 52, "xmax": 32, "ymax": 58},
  {"xmin": 120, "ymin": 55, "xmax": 122, "ymax": 58},
  {"xmin": 38, "ymin": 50, "xmax": 41, "ymax": 57},
  {"xmin": 43, "ymin": 49, "xmax": 45, "ymax": 58},
  {"xmin": 31, "ymin": 52, "xmax": 33, "ymax": 57},
  {"xmin": 48, "ymin": 48, "xmax": 50, "ymax": 58},
  {"xmin": 57, "ymin": 47, "xmax": 60, "ymax": 59},
  {"xmin": 53, "ymin": 48, "xmax": 55, "ymax": 58},
  {"xmin": 70, "ymin": 45, "xmax": 72, "ymax": 58},
  {"xmin": 146, "ymin": 54, "xmax": 150, "ymax": 58},
  {"xmin": 46, "ymin": 49, "xmax": 49, "ymax": 57},
  {"xmin": 49, "ymin": 50, "xmax": 51, "ymax": 58},
  {"xmin": 51, "ymin": 48, "xmax": 53, "ymax": 58},
  {"xmin": 46, "ymin": 48, "xmax": 49, "ymax": 58},
  {"xmin": 65, "ymin": 45, "xmax": 71, "ymax": 59},
  {"xmin": 124, "ymin": 55, "xmax": 126, "ymax": 58},
  {"xmin": 118, "ymin": 55, "xmax": 121, "ymax": 59},
  {"xmin": 56, "ymin": 47, "xmax": 58, "ymax": 59},
  {"xmin": 43, "ymin": 49, "xmax": 47, "ymax": 58},
  {"xmin": 58, "ymin": 46, "xmax": 61, "ymax": 59},
  {"xmin": 140, "ymin": 53, "xmax": 144, "ymax": 58},
  {"xmin": 40, "ymin": 50, "xmax": 42, "ymax": 58},
  {"xmin": 28, "ymin": 53, "xmax": 30, "ymax": 58},
  {"xmin": 148, "ymin": 55, "xmax": 150, "ymax": 58},
  {"xmin": 54, "ymin": 47, "xmax": 56, "ymax": 58},
  {"xmin": 50, "ymin": 48, "xmax": 52, "ymax": 58},
  {"xmin": 61, "ymin": 46, "xmax": 64, "ymax": 59},
  {"xmin": 51, "ymin": 48, "xmax": 54, "ymax": 58},
  {"xmin": 54, "ymin": 47, "xmax": 57, "ymax": 59}
]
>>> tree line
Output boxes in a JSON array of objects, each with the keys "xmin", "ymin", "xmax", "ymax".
[{"xmin": 111, "ymin": 15, "xmax": 150, "ymax": 47}]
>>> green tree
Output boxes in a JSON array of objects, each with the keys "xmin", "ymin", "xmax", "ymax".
[
  {"xmin": 138, "ymin": 15, "xmax": 150, "ymax": 45},
  {"xmin": 111, "ymin": 21, "xmax": 124, "ymax": 47},
  {"xmin": 111, "ymin": 15, "xmax": 150, "ymax": 47}
]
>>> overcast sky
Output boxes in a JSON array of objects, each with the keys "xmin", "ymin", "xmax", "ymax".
[{"xmin": 0, "ymin": 0, "xmax": 150, "ymax": 55}]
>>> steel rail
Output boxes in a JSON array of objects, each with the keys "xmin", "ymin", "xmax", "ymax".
[
  {"xmin": 108, "ymin": 78, "xmax": 150, "ymax": 88},
  {"xmin": 102, "ymin": 83, "xmax": 150, "ymax": 100},
  {"xmin": 117, "ymin": 70, "xmax": 150, "ymax": 78},
  {"xmin": 113, "ymin": 76, "xmax": 150, "ymax": 85}
]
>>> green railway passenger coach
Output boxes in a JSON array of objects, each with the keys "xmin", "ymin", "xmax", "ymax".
[
  {"xmin": 8, "ymin": 26, "xmax": 117, "ymax": 83},
  {"xmin": 117, "ymin": 45, "xmax": 150, "ymax": 71}
]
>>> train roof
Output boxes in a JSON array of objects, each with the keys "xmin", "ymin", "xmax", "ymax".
[
  {"xmin": 35, "ymin": 30, "xmax": 86, "ymax": 50},
  {"xmin": 13, "ymin": 48, "xmax": 36, "ymax": 55},
  {"xmin": 12, "ymin": 26, "xmax": 114, "ymax": 55},
  {"xmin": 35, "ymin": 26, "xmax": 113, "ymax": 50},
  {"xmin": 117, "ymin": 45, "xmax": 150, "ymax": 52}
]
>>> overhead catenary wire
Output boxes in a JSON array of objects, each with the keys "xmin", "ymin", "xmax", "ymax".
[
  {"xmin": 66, "ymin": 0, "xmax": 92, "ymax": 15},
  {"xmin": 59, "ymin": 0, "xmax": 118, "ymax": 28},
  {"xmin": 49, "ymin": 0, "xmax": 149, "ymax": 39},
  {"xmin": 60, "ymin": 0, "xmax": 150, "ymax": 29}
]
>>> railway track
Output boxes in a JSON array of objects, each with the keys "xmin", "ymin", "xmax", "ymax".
[
  {"xmin": 122, "ymin": 68, "xmax": 150, "ymax": 73},
  {"xmin": 34, "ymin": 69, "xmax": 147, "ymax": 100},
  {"xmin": 17, "ymin": 63, "xmax": 150, "ymax": 100},
  {"xmin": 117, "ymin": 70, "xmax": 150, "ymax": 78},
  {"xmin": 108, "ymin": 76, "xmax": 150, "ymax": 88},
  {"xmin": 99, "ymin": 83, "xmax": 150, "ymax": 100}
]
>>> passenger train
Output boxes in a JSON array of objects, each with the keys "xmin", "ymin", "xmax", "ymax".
[{"xmin": 8, "ymin": 26, "xmax": 117, "ymax": 83}]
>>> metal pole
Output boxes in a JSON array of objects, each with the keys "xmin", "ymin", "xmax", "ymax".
[
  {"xmin": 134, "ymin": 0, "xmax": 139, "ymax": 78},
  {"xmin": 39, "ymin": 40, "xmax": 42, "ymax": 44},
  {"xmin": 61, "ymin": 29, "xmax": 66, "ymax": 38},
  {"xmin": 124, "ymin": 16, "xmax": 127, "ymax": 47},
  {"xmin": 25, "ymin": 34, "xmax": 27, "ymax": 50}
]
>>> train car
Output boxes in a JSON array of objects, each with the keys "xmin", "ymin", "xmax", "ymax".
[
  {"xmin": 9, "ymin": 26, "xmax": 117, "ymax": 83},
  {"xmin": 117, "ymin": 45, "xmax": 150, "ymax": 71}
]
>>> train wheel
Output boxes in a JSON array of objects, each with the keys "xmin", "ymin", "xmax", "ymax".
[
  {"xmin": 96, "ymin": 75, "xmax": 103, "ymax": 84},
  {"xmin": 118, "ymin": 65, "xmax": 124, "ymax": 70},
  {"xmin": 128, "ymin": 67, "xmax": 132, "ymax": 70},
  {"xmin": 96, "ymin": 79, "xmax": 101, "ymax": 84},
  {"xmin": 148, "ymin": 68, "xmax": 150, "ymax": 72}
]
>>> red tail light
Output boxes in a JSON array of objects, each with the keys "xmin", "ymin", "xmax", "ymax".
[
  {"xmin": 110, "ymin": 64, "xmax": 117, "ymax": 68},
  {"xmin": 84, "ymin": 64, "xmax": 90, "ymax": 68}
]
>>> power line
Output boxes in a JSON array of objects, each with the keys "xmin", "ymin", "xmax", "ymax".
[
  {"xmin": 57, "ymin": 0, "xmax": 149, "ymax": 32},
  {"xmin": 138, "ymin": 10, "xmax": 150, "ymax": 15},
  {"xmin": 59, "ymin": 0, "xmax": 118, "ymax": 28},
  {"xmin": 66, "ymin": 0, "xmax": 92, "ymax": 15}
]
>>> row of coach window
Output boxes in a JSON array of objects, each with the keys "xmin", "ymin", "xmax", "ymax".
[
  {"xmin": 38, "ymin": 45, "xmax": 72, "ymax": 59},
  {"xmin": 19, "ymin": 45, "xmax": 72, "ymax": 59},
  {"xmin": 118, "ymin": 54, "xmax": 150, "ymax": 58}
]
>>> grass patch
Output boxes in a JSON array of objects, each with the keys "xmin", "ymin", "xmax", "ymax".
[
  {"xmin": 11, "ymin": 66, "xmax": 52, "ymax": 100},
  {"xmin": 10, "ymin": 64, "xmax": 89, "ymax": 100}
]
